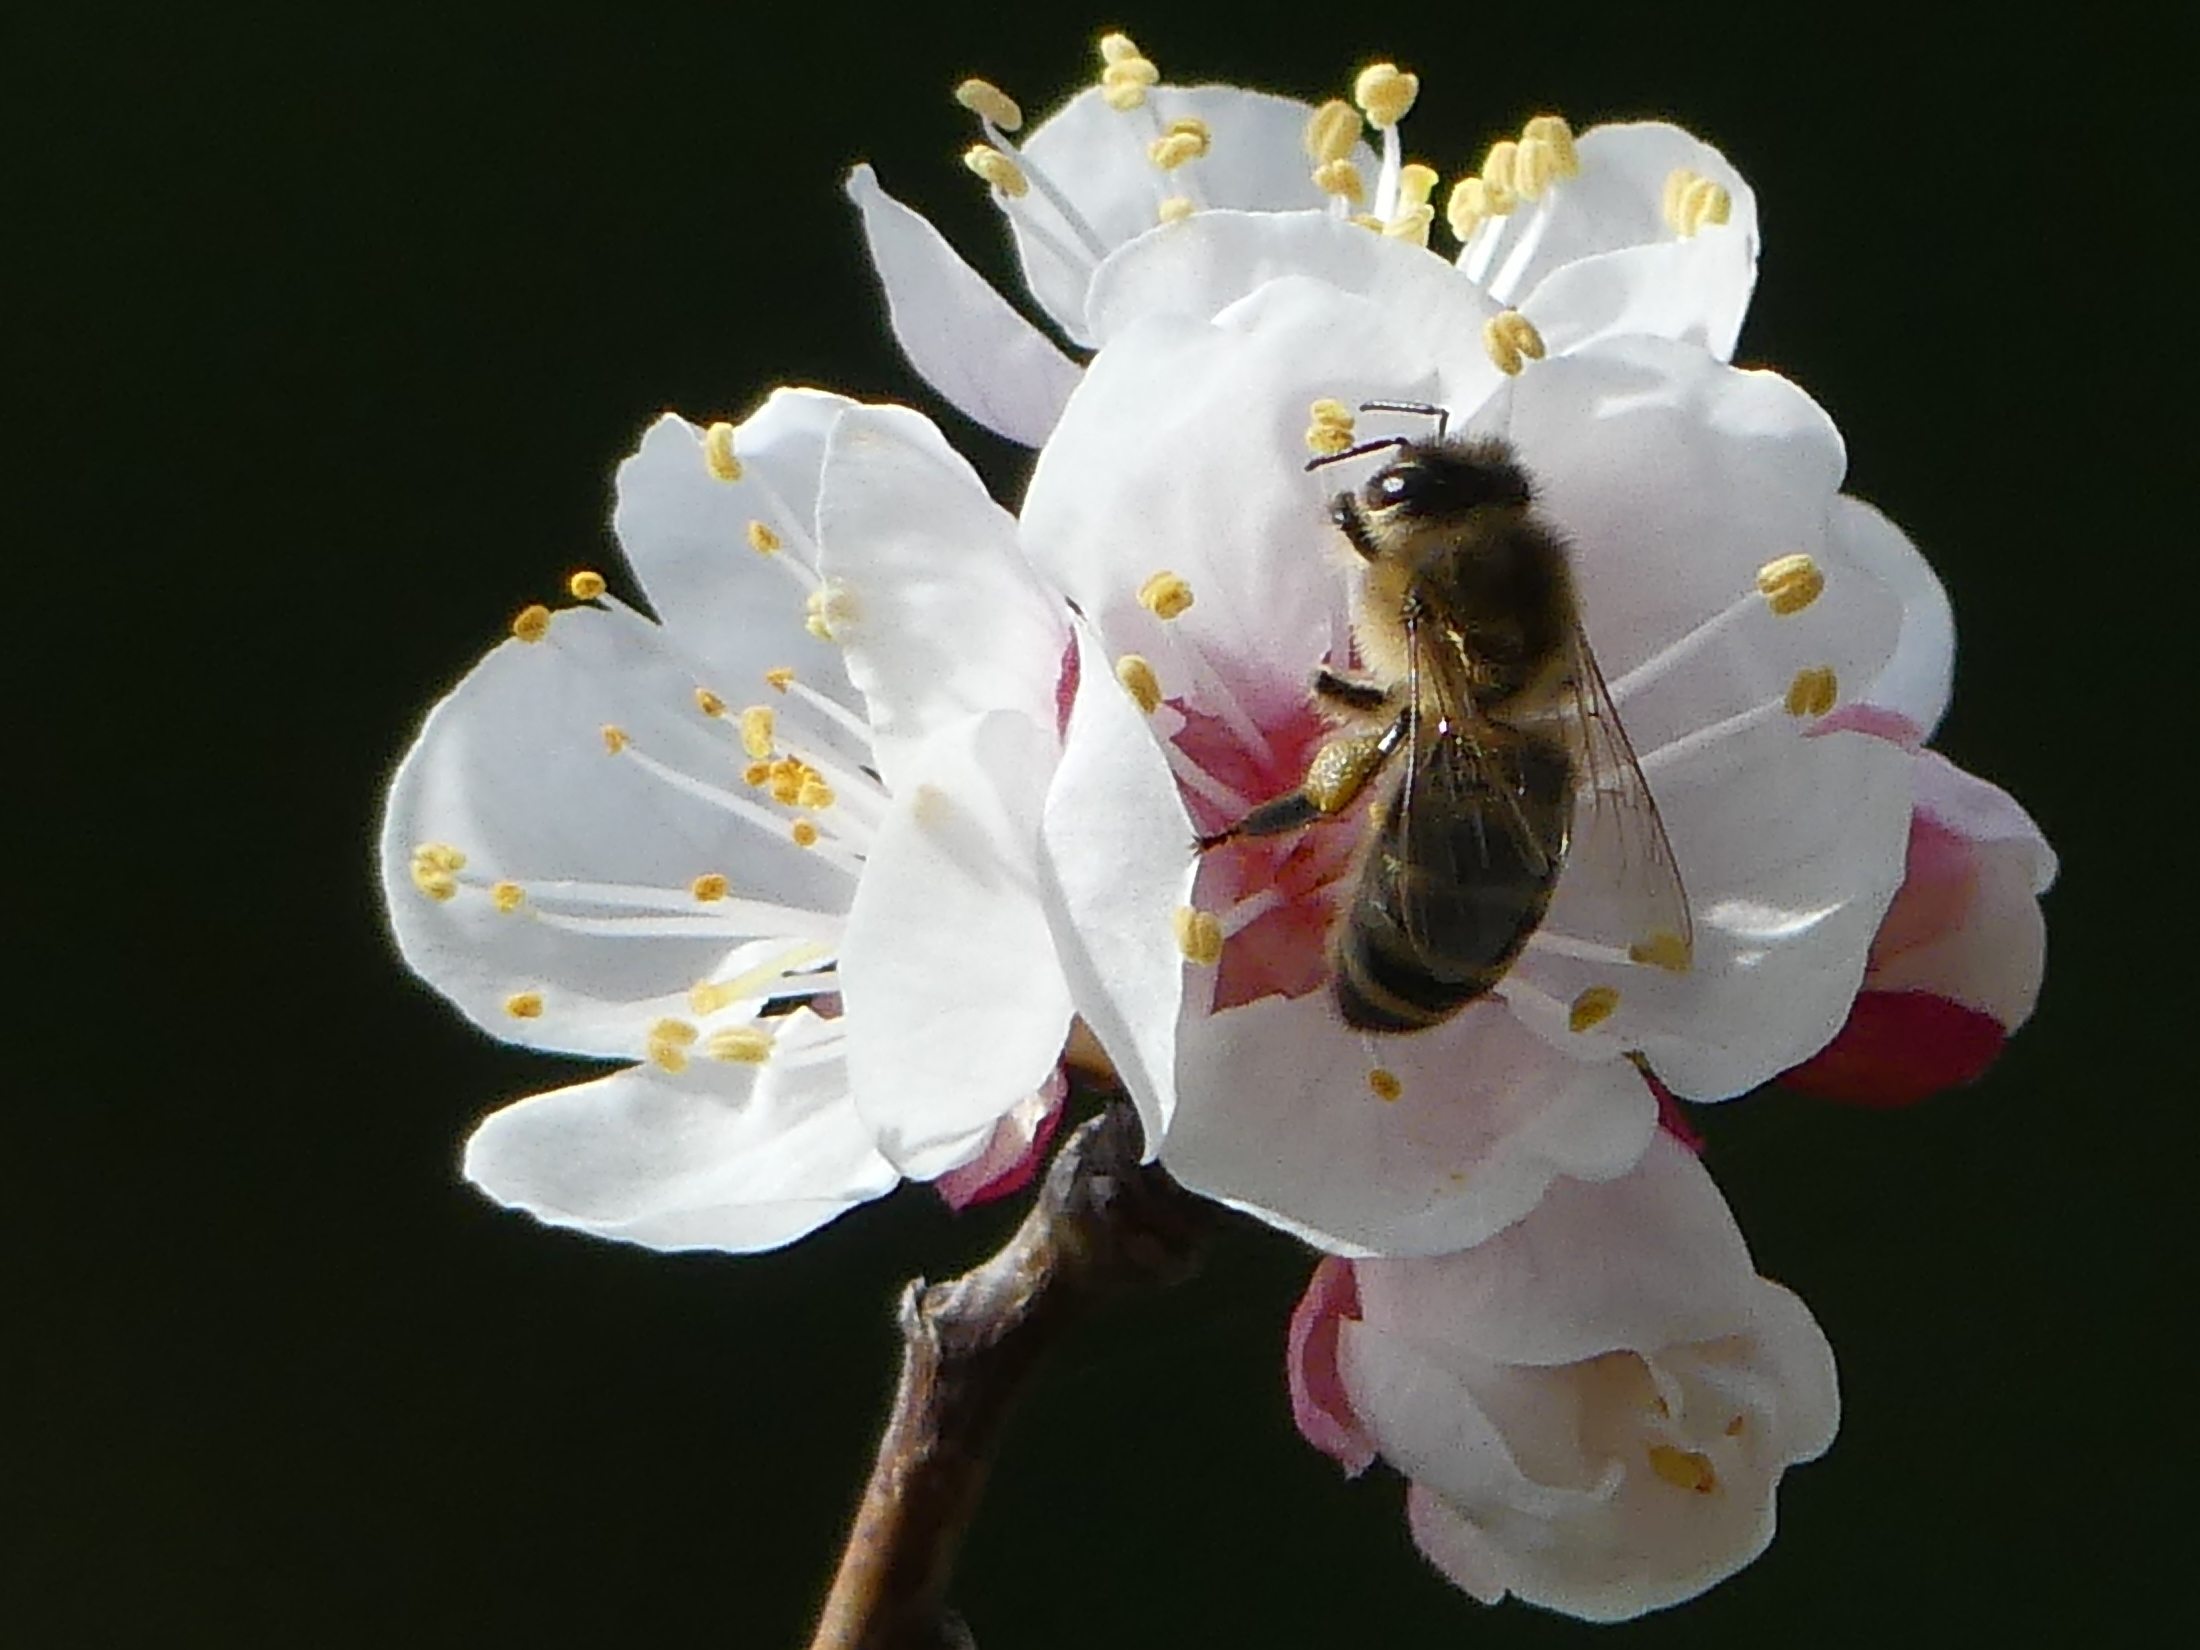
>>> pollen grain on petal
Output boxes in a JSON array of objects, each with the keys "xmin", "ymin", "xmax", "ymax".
[
  {"xmin": 953, "ymin": 77, "xmax": 1023, "ymax": 132},
  {"xmin": 566, "ymin": 569, "xmax": 607, "ymax": 601},
  {"xmin": 503, "ymin": 990, "xmax": 545, "ymax": 1019},
  {"xmin": 1353, "ymin": 62, "xmax": 1419, "ymax": 130},
  {"xmin": 1367, "ymin": 1066, "xmax": 1404, "ymax": 1102},
  {"xmin": 746, "ymin": 520, "xmax": 782, "ymax": 555},
  {"xmin": 1173, "ymin": 905, "xmax": 1224, "ymax": 965},
  {"xmin": 1785, "ymin": 666, "xmax": 1839, "ymax": 718},
  {"xmin": 690, "ymin": 873, "xmax": 730, "ymax": 903},
  {"xmin": 1757, "ymin": 553, "xmax": 1825, "ymax": 616},
  {"xmin": 510, "ymin": 603, "xmax": 552, "ymax": 644},
  {"xmin": 1115, "ymin": 653, "xmax": 1163, "ymax": 713},
  {"xmin": 1628, "ymin": 931, "xmax": 1694, "ymax": 973},
  {"xmin": 1647, "ymin": 1444, "xmax": 1719, "ymax": 1494},
  {"xmin": 601, "ymin": 723, "xmax": 630, "ymax": 754},
  {"xmin": 1569, "ymin": 985, "xmax": 1620, "ymax": 1033},
  {"xmin": 703, "ymin": 421, "xmax": 743, "ymax": 481},
  {"xmin": 963, "ymin": 143, "xmax": 1030, "ymax": 197},
  {"xmin": 491, "ymin": 880, "xmax": 526, "ymax": 913},
  {"xmin": 706, "ymin": 1025, "xmax": 776, "ymax": 1064},
  {"xmin": 740, "ymin": 705, "xmax": 776, "ymax": 759},
  {"xmin": 695, "ymin": 686, "xmax": 728, "ymax": 718},
  {"xmin": 1138, "ymin": 570, "xmax": 1196, "ymax": 620}
]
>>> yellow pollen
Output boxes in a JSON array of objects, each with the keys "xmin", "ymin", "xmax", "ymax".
[
  {"xmin": 510, "ymin": 603, "xmax": 551, "ymax": 643},
  {"xmin": 1096, "ymin": 33, "xmax": 1159, "ymax": 110},
  {"xmin": 1446, "ymin": 176, "xmax": 1489, "ymax": 241},
  {"xmin": 804, "ymin": 582, "xmax": 854, "ymax": 641},
  {"xmin": 1647, "ymin": 1444, "xmax": 1719, "ymax": 1495},
  {"xmin": 1157, "ymin": 195, "xmax": 1195, "ymax": 225},
  {"xmin": 1482, "ymin": 310, "xmax": 1546, "ymax": 376},
  {"xmin": 1148, "ymin": 131, "xmax": 1203, "ymax": 171},
  {"xmin": 1348, "ymin": 212, "xmax": 1385, "ymax": 233},
  {"xmin": 491, "ymin": 880, "xmax": 526, "ymax": 913},
  {"xmin": 706, "ymin": 1025, "xmax": 776, "ymax": 1064},
  {"xmin": 689, "ymin": 941, "xmax": 831, "ymax": 1019},
  {"xmin": 646, "ymin": 1017, "xmax": 699, "ymax": 1073},
  {"xmin": 1756, "ymin": 553, "xmax": 1825, "ymax": 616},
  {"xmin": 1354, "ymin": 62, "xmax": 1419, "ymax": 130},
  {"xmin": 1312, "ymin": 156, "xmax": 1366, "ymax": 203},
  {"xmin": 739, "ymin": 705, "xmax": 776, "ymax": 759},
  {"xmin": 410, "ymin": 842, "xmax": 466, "ymax": 901},
  {"xmin": 566, "ymin": 569, "xmax": 607, "ymax": 601},
  {"xmin": 1173, "ymin": 906, "xmax": 1224, "ymax": 965},
  {"xmin": 796, "ymin": 776, "xmax": 835, "ymax": 810},
  {"xmin": 695, "ymin": 686, "xmax": 727, "ymax": 718},
  {"xmin": 1785, "ymin": 666, "xmax": 1839, "ymax": 718},
  {"xmin": 791, "ymin": 819, "xmax": 821, "ymax": 848},
  {"xmin": 601, "ymin": 724, "xmax": 629, "ymax": 754},
  {"xmin": 690, "ymin": 873, "xmax": 729, "ymax": 903},
  {"xmin": 1662, "ymin": 169, "xmax": 1733, "ymax": 237},
  {"xmin": 963, "ymin": 144, "xmax": 1029, "ymax": 197},
  {"xmin": 413, "ymin": 842, "xmax": 467, "ymax": 873},
  {"xmin": 1115, "ymin": 653, "xmax": 1163, "ymax": 713},
  {"xmin": 746, "ymin": 520, "xmax": 782, "ymax": 555},
  {"xmin": 702, "ymin": 421, "xmax": 742, "ymax": 481},
  {"xmin": 503, "ymin": 990, "xmax": 545, "ymax": 1019},
  {"xmin": 1367, "ymin": 1067, "xmax": 1404, "ymax": 1103},
  {"xmin": 954, "ymin": 77, "xmax": 1023, "ymax": 132},
  {"xmin": 763, "ymin": 666, "xmax": 795, "ymax": 692},
  {"xmin": 1480, "ymin": 139, "xmax": 1522, "ymax": 214},
  {"xmin": 742, "ymin": 760, "xmax": 771, "ymax": 785},
  {"xmin": 1521, "ymin": 114, "xmax": 1580, "ymax": 177},
  {"xmin": 1138, "ymin": 570, "xmax": 1195, "ymax": 620},
  {"xmin": 1306, "ymin": 397, "xmax": 1357, "ymax": 454},
  {"xmin": 764, "ymin": 756, "xmax": 824, "ymax": 805},
  {"xmin": 1629, "ymin": 931, "xmax": 1694, "ymax": 974},
  {"xmin": 1097, "ymin": 30, "xmax": 1144, "ymax": 64},
  {"xmin": 1569, "ymin": 985, "xmax": 1620, "ymax": 1033},
  {"xmin": 1305, "ymin": 98, "xmax": 1362, "ymax": 165}
]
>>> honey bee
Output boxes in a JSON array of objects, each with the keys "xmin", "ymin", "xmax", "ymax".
[{"xmin": 1200, "ymin": 402, "xmax": 1692, "ymax": 1032}]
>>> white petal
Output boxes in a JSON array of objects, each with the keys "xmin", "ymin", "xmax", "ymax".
[
  {"xmin": 841, "ymin": 711, "xmax": 1074, "ymax": 1177},
  {"xmin": 380, "ymin": 603, "xmax": 847, "ymax": 1058},
  {"xmin": 844, "ymin": 165, "xmax": 1082, "ymax": 447},
  {"xmin": 461, "ymin": 1010, "xmax": 898, "ymax": 1253},
  {"xmin": 1834, "ymin": 495, "xmax": 1953, "ymax": 735},
  {"xmin": 1160, "ymin": 997, "xmax": 1655, "ymax": 1258},
  {"xmin": 1912, "ymin": 748, "xmax": 2057, "ymax": 893},
  {"xmin": 1039, "ymin": 625, "xmax": 1198, "ymax": 1148},
  {"xmin": 816, "ymin": 402, "xmax": 1068, "ymax": 796}
]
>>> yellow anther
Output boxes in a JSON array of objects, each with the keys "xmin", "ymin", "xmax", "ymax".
[
  {"xmin": 695, "ymin": 686, "xmax": 727, "ymax": 718},
  {"xmin": 1515, "ymin": 137, "xmax": 1559, "ymax": 201},
  {"xmin": 601, "ymin": 724, "xmax": 629, "ymax": 754},
  {"xmin": 804, "ymin": 582, "xmax": 854, "ymax": 641},
  {"xmin": 1101, "ymin": 62, "xmax": 1158, "ymax": 110},
  {"xmin": 1148, "ymin": 130, "xmax": 1204, "ymax": 171},
  {"xmin": 746, "ymin": 520, "xmax": 781, "ymax": 555},
  {"xmin": 646, "ymin": 1017, "xmax": 699, "ymax": 1073},
  {"xmin": 763, "ymin": 666, "xmax": 795, "ymax": 692},
  {"xmin": 1785, "ymin": 666, "xmax": 1839, "ymax": 718},
  {"xmin": 1479, "ymin": 140, "xmax": 1521, "ymax": 214},
  {"xmin": 1757, "ymin": 553, "xmax": 1825, "ymax": 616},
  {"xmin": 1395, "ymin": 162, "xmax": 1439, "ymax": 209},
  {"xmin": 1156, "ymin": 195, "xmax": 1195, "ymax": 225},
  {"xmin": 1098, "ymin": 30, "xmax": 1141, "ymax": 63},
  {"xmin": 1663, "ymin": 169, "xmax": 1733, "ymax": 237},
  {"xmin": 1446, "ymin": 176, "xmax": 1490, "ymax": 241},
  {"xmin": 963, "ymin": 144, "xmax": 1029, "ymax": 197},
  {"xmin": 1305, "ymin": 98, "xmax": 1362, "ymax": 165},
  {"xmin": 796, "ymin": 776, "xmax": 835, "ymax": 811},
  {"xmin": 1520, "ymin": 114, "xmax": 1580, "ymax": 177},
  {"xmin": 1348, "ymin": 212, "xmax": 1385, "ymax": 233},
  {"xmin": 1628, "ymin": 931, "xmax": 1694, "ymax": 974},
  {"xmin": 1312, "ymin": 157, "xmax": 1366, "ymax": 202},
  {"xmin": 1115, "ymin": 653, "xmax": 1163, "ymax": 713},
  {"xmin": 1353, "ymin": 63, "xmax": 1419, "ymax": 130},
  {"xmin": 954, "ymin": 77, "xmax": 1023, "ymax": 132},
  {"xmin": 1569, "ymin": 985, "xmax": 1620, "ymax": 1033},
  {"xmin": 1383, "ymin": 203, "xmax": 1434, "ymax": 247},
  {"xmin": 706, "ymin": 1025, "xmax": 776, "ymax": 1064},
  {"xmin": 1137, "ymin": 570, "xmax": 1195, "ymax": 620},
  {"xmin": 689, "ymin": 941, "xmax": 830, "ymax": 1018},
  {"xmin": 410, "ymin": 842, "xmax": 466, "ymax": 900},
  {"xmin": 702, "ymin": 421, "xmax": 742, "ymax": 481},
  {"xmin": 764, "ymin": 757, "xmax": 809, "ymax": 804},
  {"xmin": 791, "ymin": 819, "xmax": 821, "ymax": 848},
  {"xmin": 510, "ymin": 603, "xmax": 551, "ymax": 644},
  {"xmin": 1661, "ymin": 168, "xmax": 1693, "ymax": 230},
  {"xmin": 1173, "ymin": 905, "xmax": 1224, "ymax": 965},
  {"xmin": 504, "ymin": 990, "xmax": 545, "ymax": 1019},
  {"xmin": 1306, "ymin": 401, "xmax": 1357, "ymax": 455},
  {"xmin": 1481, "ymin": 310, "xmax": 1546, "ymax": 377},
  {"xmin": 491, "ymin": 880, "xmax": 526, "ymax": 913},
  {"xmin": 1647, "ymin": 1444, "xmax": 1719, "ymax": 1494},
  {"xmin": 739, "ymin": 705, "xmax": 776, "ymax": 759},
  {"xmin": 411, "ymin": 873, "xmax": 459, "ymax": 902},
  {"xmin": 691, "ymin": 873, "xmax": 729, "ymax": 903},
  {"xmin": 742, "ymin": 760, "xmax": 771, "ymax": 786},
  {"xmin": 567, "ymin": 569, "xmax": 607, "ymax": 601},
  {"xmin": 1367, "ymin": 1067, "xmax": 1404, "ymax": 1103}
]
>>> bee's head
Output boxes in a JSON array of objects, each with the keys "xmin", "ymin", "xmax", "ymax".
[{"xmin": 1360, "ymin": 438, "xmax": 1534, "ymax": 522}]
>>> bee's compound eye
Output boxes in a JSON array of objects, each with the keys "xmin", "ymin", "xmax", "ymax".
[{"xmin": 1369, "ymin": 465, "xmax": 1422, "ymax": 508}]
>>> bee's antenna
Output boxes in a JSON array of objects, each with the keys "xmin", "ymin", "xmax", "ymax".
[
  {"xmin": 1356, "ymin": 399, "xmax": 1449, "ymax": 441},
  {"xmin": 1306, "ymin": 435, "xmax": 1412, "ymax": 474}
]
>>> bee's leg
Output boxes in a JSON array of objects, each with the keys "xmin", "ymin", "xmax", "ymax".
[
  {"xmin": 1312, "ymin": 667, "xmax": 1390, "ymax": 712},
  {"xmin": 1197, "ymin": 715, "xmax": 1408, "ymax": 850},
  {"xmin": 1329, "ymin": 495, "xmax": 1384, "ymax": 561}
]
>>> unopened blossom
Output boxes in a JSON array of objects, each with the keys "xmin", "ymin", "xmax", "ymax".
[
  {"xmin": 852, "ymin": 42, "xmax": 1759, "ymax": 448},
  {"xmin": 1022, "ymin": 203, "xmax": 1918, "ymax": 1255},
  {"xmin": 381, "ymin": 390, "xmax": 1077, "ymax": 1249},
  {"xmin": 1288, "ymin": 1130, "xmax": 1838, "ymax": 1620}
]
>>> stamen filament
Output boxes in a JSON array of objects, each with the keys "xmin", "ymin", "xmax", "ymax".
[
  {"xmin": 1635, "ymin": 697, "xmax": 1788, "ymax": 779},
  {"xmin": 1604, "ymin": 586, "xmax": 1764, "ymax": 706}
]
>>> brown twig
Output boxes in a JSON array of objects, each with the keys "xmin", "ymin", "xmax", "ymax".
[{"xmin": 806, "ymin": 1098, "xmax": 1215, "ymax": 1650}]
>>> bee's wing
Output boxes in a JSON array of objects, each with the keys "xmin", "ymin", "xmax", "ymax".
[{"xmin": 1551, "ymin": 626, "xmax": 1696, "ymax": 969}]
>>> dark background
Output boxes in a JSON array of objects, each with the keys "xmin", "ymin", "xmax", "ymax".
[{"xmin": 19, "ymin": 5, "xmax": 2188, "ymax": 1645}]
